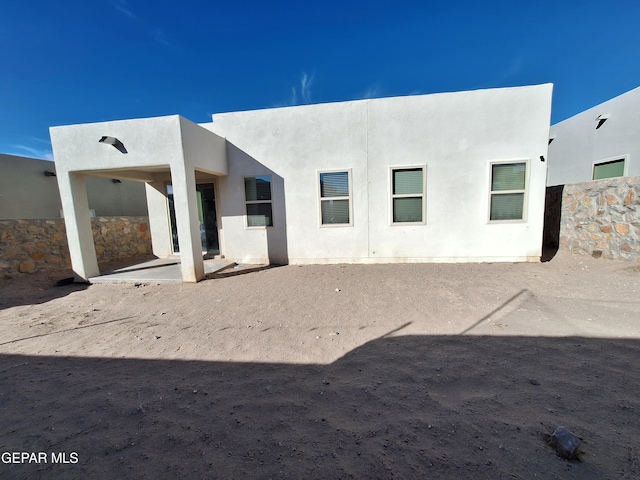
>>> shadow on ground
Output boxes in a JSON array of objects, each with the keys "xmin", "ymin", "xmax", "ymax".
[
  {"xmin": 0, "ymin": 256, "xmax": 159, "ymax": 311},
  {"xmin": 1, "ymin": 335, "xmax": 638, "ymax": 479},
  {"xmin": 0, "ymin": 274, "xmax": 88, "ymax": 311}
]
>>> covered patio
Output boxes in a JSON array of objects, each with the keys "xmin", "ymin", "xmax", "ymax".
[
  {"xmin": 88, "ymin": 257, "xmax": 234, "ymax": 284},
  {"xmin": 50, "ymin": 115, "xmax": 228, "ymax": 283}
]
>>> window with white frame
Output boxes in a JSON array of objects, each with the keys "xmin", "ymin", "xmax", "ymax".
[
  {"xmin": 319, "ymin": 170, "xmax": 351, "ymax": 225},
  {"xmin": 391, "ymin": 167, "xmax": 425, "ymax": 224},
  {"xmin": 489, "ymin": 162, "xmax": 527, "ymax": 221},
  {"xmin": 244, "ymin": 176, "xmax": 273, "ymax": 227},
  {"xmin": 593, "ymin": 158, "xmax": 625, "ymax": 180}
]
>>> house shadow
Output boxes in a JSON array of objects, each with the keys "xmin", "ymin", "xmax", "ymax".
[
  {"xmin": 0, "ymin": 255, "xmax": 158, "ymax": 310},
  {"xmin": 1, "ymin": 334, "xmax": 638, "ymax": 479},
  {"xmin": 222, "ymin": 142, "xmax": 289, "ymax": 266},
  {"xmin": 542, "ymin": 184, "xmax": 564, "ymax": 262},
  {"xmin": 206, "ymin": 264, "xmax": 283, "ymax": 279},
  {"xmin": 0, "ymin": 270, "xmax": 88, "ymax": 311}
]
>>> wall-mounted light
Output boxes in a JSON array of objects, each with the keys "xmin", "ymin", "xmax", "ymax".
[
  {"xmin": 596, "ymin": 114, "xmax": 610, "ymax": 130},
  {"xmin": 112, "ymin": 179, "xmax": 122, "ymax": 184},
  {"xmin": 44, "ymin": 170, "xmax": 56, "ymax": 177},
  {"xmin": 548, "ymin": 136, "xmax": 556, "ymax": 145},
  {"xmin": 98, "ymin": 136, "xmax": 128, "ymax": 153}
]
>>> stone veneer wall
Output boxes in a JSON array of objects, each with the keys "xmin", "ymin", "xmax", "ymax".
[
  {"xmin": 0, "ymin": 216, "xmax": 152, "ymax": 276},
  {"xmin": 559, "ymin": 176, "xmax": 640, "ymax": 261}
]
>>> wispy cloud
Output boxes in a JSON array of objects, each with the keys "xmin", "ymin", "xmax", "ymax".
[
  {"xmin": 279, "ymin": 72, "xmax": 315, "ymax": 107},
  {"xmin": 474, "ymin": 57, "xmax": 524, "ymax": 89},
  {"xmin": 112, "ymin": 0, "xmax": 136, "ymax": 19},
  {"xmin": 151, "ymin": 28, "xmax": 169, "ymax": 46},
  {"xmin": 360, "ymin": 83, "xmax": 383, "ymax": 99},
  {"xmin": 111, "ymin": 0, "xmax": 171, "ymax": 47},
  {"xmin": 12, "ymin": 145, "xmax": 54, "ymax": 161},
  {"xmin": 300, "ymin": 72, "xmax": 313, "ymax": 103}
]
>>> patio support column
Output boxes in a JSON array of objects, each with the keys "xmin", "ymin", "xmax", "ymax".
[
  {"xmin": 170, "ymin": 164, "xmax": 204, "ymax": 282},
  {"xmin": 145, "ymin": 181, "xmax": 173, "ymax": 258},
  {"xmin": 57, "ymin": 171, "xmax": 100, "ymax": 282}
]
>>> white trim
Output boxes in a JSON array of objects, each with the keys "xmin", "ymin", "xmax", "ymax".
[
  {"xmin": 591, "ymin": 154, "xmax": 629, "ymax": 180},
  {"xmin": 487, "ymin": 159, "xmax": 530, "ymax": 223},
  {"xmin": 389, "ymin": 164, "xmax": 427, "ymax": 226},
  {"xmin": 243, "ymin": 175, "xmax": 274, "ymax": 229},
  {"xmin": 317, "ymin": 168, "xmax": 353, "ymax": 227}
]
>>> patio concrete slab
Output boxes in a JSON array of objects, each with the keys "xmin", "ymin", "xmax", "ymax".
[{"xmin": 88, "ymin": 257, "xmax": 234, "ymax": 284}]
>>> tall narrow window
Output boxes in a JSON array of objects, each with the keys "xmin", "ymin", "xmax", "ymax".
[
  {"xmin": 593, "ymin": 158, "xmax": 625, "ymax": 180},
  {"xmin": 391, "ymin": 167, "xmax": 425, "ymax": 223},
  {"xmin": 319, "ymin": 170, "xmax": 351, "ymax": 225},
  {"xmin": 245, "ymin": 176, "xmax": 273, "ymax": 227},
  {"xmin": 490, "ymin": 162, "xmax": 527, "ymax": 221}
]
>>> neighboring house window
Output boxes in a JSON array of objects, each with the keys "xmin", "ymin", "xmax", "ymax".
[
  {"xmin": 319, "ymin": 170, "xmax": 352, "ymax": 225},
  {"xmin": 593, "ymin": 158, "xmax": 625, "ymax": 180},
  {"xmin": 489, "ymin": 162, "xmax": 527, "ymax": 221},
  {"xmin": 391, "ymin": 166, "xmax": 425, "ymax": 224},
  {"xmin": 244, "ymin": 176, "xmax": 273, "ymax": 227}
]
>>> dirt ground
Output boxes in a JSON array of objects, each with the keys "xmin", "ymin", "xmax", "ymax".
[{"xmin": 0, "ymin": 251, "xmax": 639, "ymax": 479}]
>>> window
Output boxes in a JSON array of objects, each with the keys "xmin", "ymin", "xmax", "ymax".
[
  {"xmin": 593, "ymin": 158, "xmax": 625, "ymax": 180},
  {"xmin": 319, "ymin": 170, "xmax": 351, "ymax": 225},
  {"xmin": 490, "ymin": 162, "xmax": 527, "ymax": 221},
  {"xmin": 391, "ymin": 167, "xmax": 425, "ymax": 224},
  {"xmin": 244, "ymin": 176, "xmax": 273, "ymax": 227}
]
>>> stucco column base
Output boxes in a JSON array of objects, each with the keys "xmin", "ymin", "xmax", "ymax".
[
  {"xmin": 57, "ymin": 172, "xmax": 100, "ymax": 282},
  {"xmin": 171, "ymin": 165, "xmax": 205, "ymax": 282}
]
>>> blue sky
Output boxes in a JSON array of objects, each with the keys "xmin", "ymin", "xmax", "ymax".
[{"xmin": 1, "ymin": 0, "xmax": 639, "ymax": 160}]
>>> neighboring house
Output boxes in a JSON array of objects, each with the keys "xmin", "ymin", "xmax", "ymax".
[
  {"xmin": 50, "ymin": 84, "xmax": 553, "ymax": 282},
  {"xmin": 547, "ymin": 86, "xmax": 640, "ymax": 186},
  {"xmin": 0, "ymin": 153, "xmax": 148, "ymax": 219}
]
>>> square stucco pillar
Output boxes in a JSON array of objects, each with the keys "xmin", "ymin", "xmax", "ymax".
[
  {"xmin": 145, "ymin": 181, "xmax": 173, "ymax": 258},
  {"xmin": 171, "ymin": 164, "xmax": 204, "ymax": 282},
  {"xmin": 57, "ymin": 172, "xmax": 100, "ymax": 282}
]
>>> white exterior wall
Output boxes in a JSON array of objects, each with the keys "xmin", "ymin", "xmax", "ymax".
[
  {"xmin": 207, "ymin": 84, "xmax": 553, "ymax": 264},
  {"xmin": 547, "ymin": 86, "xmax": 640, "ymax": 186}
]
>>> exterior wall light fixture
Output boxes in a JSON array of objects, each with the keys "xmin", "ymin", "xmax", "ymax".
[
  {"xmin": 595, "ymin": 114, "xmax": 610, "ymax": 130},
  {"xmin": 98, "ymin": 136, "xmax": 128, "ymax": 153},
  {"xmin": 44, "ymin": 170, "xmax": 56, "ymax": 177}
]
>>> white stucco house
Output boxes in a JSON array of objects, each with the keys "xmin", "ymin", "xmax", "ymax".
[
  {"xmin": 50, "ymin": 84, "xmax": 553, "ymax": 282},
  {"xmin": 547, "ymin": 86, "xmax": 640, "ymax": 186}
]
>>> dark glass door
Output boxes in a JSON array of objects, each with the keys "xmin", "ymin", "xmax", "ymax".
[{"xmin": 167, "ymin": 182, "xmax": 219, "ymax": 254}]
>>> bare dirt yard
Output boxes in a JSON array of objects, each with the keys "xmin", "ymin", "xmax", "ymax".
[{"xmin": 0, "ymin": 251, "xmax": 639, "ymax": 479}]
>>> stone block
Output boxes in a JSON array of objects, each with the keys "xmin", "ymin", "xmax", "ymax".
[
  {"xmin": 600, "ymin": 225, "xmax": 613, "ymax": 233},
  {"xmin": 18, "ymin": 260, "xmax": 36, "ymax": 273},
  {"xmin": 30, "ymin": 251, "xmax": 46, "ymax": 261},
  {"xmin": 623, "ymin": 190, "xmax": 636, "ymax": 205},
  {"xmin": 615, "ymin": 224, "xmax": 630, "ymax": 236}
]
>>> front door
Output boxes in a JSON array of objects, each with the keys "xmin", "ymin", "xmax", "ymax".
[{"xmin": 167, "ymin": 182, "xmax": 219, "ymax": 255}]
